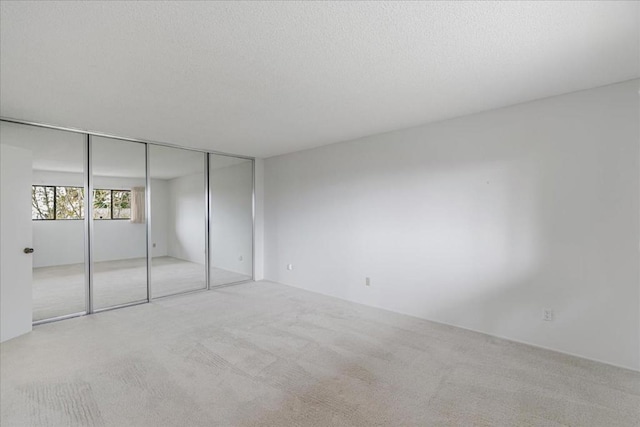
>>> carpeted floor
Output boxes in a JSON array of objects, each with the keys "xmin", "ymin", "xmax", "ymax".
[
  {"xmin": 2, "ymin": 281, "xmax": 639, "ymax": 426},
  {"xmin": 33, "ymin": 256, "xmax": 251, "ymax": 321}
]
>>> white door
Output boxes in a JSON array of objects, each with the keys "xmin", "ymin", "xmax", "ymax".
[{"xmin": 0, "ymin": 144, "xmax": 33, "ymax": 342}]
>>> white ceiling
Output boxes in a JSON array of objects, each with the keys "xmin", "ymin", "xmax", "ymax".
[{"xmin": 1, "ymin": 1, "xmax": 638, "ymax": 158}]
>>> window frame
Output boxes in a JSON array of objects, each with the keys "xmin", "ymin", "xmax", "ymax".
[{"xmin": 31, "ymin": 186, "xmax": 132, "ymax": 221}]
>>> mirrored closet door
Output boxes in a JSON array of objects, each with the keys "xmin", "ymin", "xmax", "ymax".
[
  {"xmin": 209, "ymin": 154, "xmax": 253, "ymax": 287},
  {"xmin": 1, "ymin": 118, "xmax": 254, "ymax": 329},
  {"xmin": 149, "ymin": 145, "xmax": 207, "ymax": 297},
  {"xmin": 91, "ymin": 137, "xmax": 148, "ymax": 310},
  {"xmin": 0, "ymin": 121, "xmax": 87, "ymax": 322}
]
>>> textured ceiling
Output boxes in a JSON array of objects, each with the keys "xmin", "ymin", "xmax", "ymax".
[{"xmin": 1, "ymin": 1, "xmax": 638, "ymax": 158}]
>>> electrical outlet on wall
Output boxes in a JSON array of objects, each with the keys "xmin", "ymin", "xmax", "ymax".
[
  {"xmin": 239, "ymin": 255, "xmax": 243, "ymax": 261},
  {"xmin": 287, "ymin": 264, "xmax": 293, "ymax": 271},
  {"xmin": 365, "ymin": 277, "xmax": 371, "ymax": 287},
  {"xmin": 543, "ymin": 309, "xmax": 554, "ymax": 321}
]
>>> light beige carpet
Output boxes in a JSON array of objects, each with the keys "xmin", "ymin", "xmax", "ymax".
[
  {"xmin": 2, "ymin": 281, "xmax": 639, "ymax": 426},
  {"xmin": 32, "ymin": 256, "xmax": 251, "ymax": 321}
]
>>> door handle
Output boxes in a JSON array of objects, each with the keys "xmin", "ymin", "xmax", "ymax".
[{"xmin": 23, "ymin": 248, "xmax": 34, "ymax": 254}]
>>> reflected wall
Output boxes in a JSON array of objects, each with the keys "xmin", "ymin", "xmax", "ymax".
[
  {"xmin": 210, "ymin": 155, "xmax": 253, "ymax": 286},
  {"xmin": 149, "ymin": 145, "xmax": 207, "ymax": 297}
]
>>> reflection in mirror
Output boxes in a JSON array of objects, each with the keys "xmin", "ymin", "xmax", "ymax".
[
  {"xmin": 0, "ymin": 121, "xmax": 86, "ymax": 321},
  {"xmin": 210, "ymin": 155, "xmax": 253, "ymax": 286},
  {"xmin": 91, "ymin": 137, "xmax": 147, "ymax": 309},
  {"xmin": 149, "ymin": 145, "xmax": 207, "ymax": 297}
]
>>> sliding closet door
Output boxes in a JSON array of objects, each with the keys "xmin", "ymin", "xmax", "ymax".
[
  {"xmin": 0, "ymin": 121, "xmax": 87, "ymax": 322},
  {"xmin": 209, "ymin": 155, "xmax": 253, "ymax": 286},
  {"xmin": 91, "ymin": 137, "xmax": 148, "ymax": 310},
  {"xmin": 149, "ymin": 145, "xmax": 207, "ymax": 297}
]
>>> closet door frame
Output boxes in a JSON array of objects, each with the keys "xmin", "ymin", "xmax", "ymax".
[{"xmin": 85, "ymin": 135, "xmax": 93, "ymax": 314}]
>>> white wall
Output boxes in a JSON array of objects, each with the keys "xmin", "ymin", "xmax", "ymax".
[
  {"xmin": 264, "ymin": 80, "xmax": 640, "ymax": 370},
  {"xmin": 210, "ymin": 161, "xmax": 254, "ymax": 276},
  {"xmin": 32, "ymin": 220, "xmax": 85, "ymax": 267},
  {"xmin": 167, "ymin": 172, "xmax": 206, "ymax": 264},
  {"xmin": 32, "ymin": 170, "xmax": 168, "ymax": 267},
  {"xmin": 150, "ymin": 179, "xmax": 169, "ymax": 257}
]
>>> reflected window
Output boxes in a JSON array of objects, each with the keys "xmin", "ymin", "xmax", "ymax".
[
  {"xmin": 93, "ymin": 189, "xmax": 111, "ymax": 219},
  {"xmin": 93, "ymin": 189, "xmax": 131, "ymax": 220},
  {"xmin": 112, "ymin": 190, "xmax": 131, "ymax": 219},
  {"xmin": 32, "ymin": 185, "xmax": 55, "ymax": 220},
  {"xmin": 32, "ymin": 185, "xmax": 84, "ymax": 220},
  {"xmin": 31, "ymin": 185, "xmax": 131, "ymax": 220},
  {"xmin": 56, "ymin": 186, "xmax": 84, "ymax": 219}
]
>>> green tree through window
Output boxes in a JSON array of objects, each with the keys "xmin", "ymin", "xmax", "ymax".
[
  {"xmin": 56, "ymin": 187, "xmax": 84, "ymax": 219},
  {"xmin": 93, "ymin": 189, "xmax": 111, "ymax": 219},
  {"xmin": 32, "ymin": 186, "xmax": 55, "ymax": 219},
  {"xmin": 112, "ymin": 190, "xmax": 131, "ymax": 219}
]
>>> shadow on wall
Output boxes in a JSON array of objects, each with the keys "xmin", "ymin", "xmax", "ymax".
[
  {"xmin": 364, "ymin": 155, "xmax": 635, "ymax": 368},
  {"xmin": 167, "ymin": 172, "xmax": 207, "ymax": 265},
  {"xmin": 264, "ymin": 82, "xmax": 640, "ymax": 370}
]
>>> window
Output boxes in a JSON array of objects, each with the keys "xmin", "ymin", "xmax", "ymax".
[
  {"xmin": 32, "ymin": 186, "xmax": 84, "ymax": 220},
  {"xmin": 112, "ymin": 190, "xmax": 131, "ymax": 219},
  {"xmin": 32, "ymin": 186, "xmax": 131, "ymax": 220},
  {"xmin": 93, "ymin": 189, "xmax": 131, "ymax": 220},
  {"xmin": 93, "ymin": 189, "xmax": 111, "ymax": 219},
  {"xmin": 32, "ymin": 185, "xmax": 55, "ymax": 220},
  {"xmin": 56, "ymin": 186, "xmax": 84, "ymax": 219}
]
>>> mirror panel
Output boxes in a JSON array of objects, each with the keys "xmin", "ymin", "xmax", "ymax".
[
  {"xmin": 149, "ymin": 145, "xmax": 207, "ymax": 297},
  {"xmin": 91, "ymin": 136, "xmax": 148, "ymax": 310},
  {"xmin": 0, "ymin": 121, "xmax": 87, "ymax": 321},
  {"xmin": 209, "ymin": 155, "xmax": 253, "ymax": 287}
]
